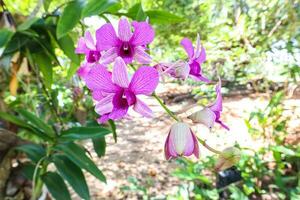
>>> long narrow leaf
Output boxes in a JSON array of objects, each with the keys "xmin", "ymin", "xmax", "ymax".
[
  {"xmin": 59, "ymin": 126, "xmax": 111, "ymax": 141},
  {"xmin": 42, "ymin": 172, "xmax": 72, "ymax": 200},
  {"xmin": 53, "ymin": 155, "xmax": 90, "ymax": 200},
  {"xmin": 55, "ymin": 142, "xmax": 106, "ymax": 183}
]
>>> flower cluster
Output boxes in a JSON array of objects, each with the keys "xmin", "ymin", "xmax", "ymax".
[{"xmin": 76, "ymin": 17, "xmax": 230, "ymax": 162}]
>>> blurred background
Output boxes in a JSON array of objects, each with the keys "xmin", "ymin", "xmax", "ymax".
[{"xmin": 0, "ymin": 0, "xmax": 299, "ymax": 199}]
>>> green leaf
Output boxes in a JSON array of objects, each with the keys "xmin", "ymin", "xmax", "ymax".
[
  {"xmin": 55, "ymin": 142, "xmax": 106, "ymax": 183},
  {"xmin": 127, "ymin": 3, "xmax": 147, "ymax": 21},
  {"xmin": 271, "ymin": 146, "xmax": 295, "ymax": 156},
  {"xmin": 108, "ymin": 119, "xmax": 117, "ymax": 143},
  {"xmin": 32, "ymin": 52, "xmax": 53, "ymax": 90},
  {"xmin": 21, "ymin": 163, "xmax": 35, "ymax": 180},
  {"xmin": 0, "ymin": 28, "xmax": 14, "ymax": 48},
  {"xmin": 92, "ymin": 137, "xmax": 106, "ymax": 157},
  {"xmin": 53, "ymin": 155, "xmax": 90, "ymax": 200},
  {"xmin": 42, "ymin": 172, "xmax": 72, "ymax": 200},
  {"xmin": 15, "ymin": 144, "xmax": 46, "ymax": 163},
  {"xmin": 17, "ymin": 17, "xmax": 39, "ymax": 31},
  {"xmin": 60, "ymin": 126, "xmax": 111, "ymax": 141},
  {"xmin": 145, "ymin": 10, "xmax": 184, "ymax": 24},
  {"xmin": 67, "ymin": 62, "xmax": 80, "ymax": 79},
  {"xmin": 57, "ymin": 34, "xmax": 80, "ymax": 65},
  {"xmin": 17, "ymin": 109, "xmax": 55, "ymax": 137},
  {"xmin": 43, "ymin": 0, "xmax": 52, "ymax": 12},
  {"xmin": 3, "ymin": 32, "xmax": 29, "ymax": 55},
  {"xmin": 57, "ymin": 0, "xmax": 84, "ymax": 39},
  {"xmin": 82, "ymin": 0, "xmax": 118, "ymax": 18}
]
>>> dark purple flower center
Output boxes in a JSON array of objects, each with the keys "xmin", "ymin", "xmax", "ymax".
[
  {"xmin": 113, "ymin": 89, "xmax": 136, "ymax": 109},
  {"xmin": 87, "ymin": 50, "xmax": 101, "ymax": 63},
  {"xmin": 119, "ymin": 42, "xmax": 134, "ymax": 58},
  {"xmin": 189, "ymin": 60, "xmax": 201, "ymax": 76}
]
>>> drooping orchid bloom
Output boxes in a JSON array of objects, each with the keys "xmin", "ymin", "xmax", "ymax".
[
  {"xmin": 154, "ymin": 61, "xmax": 190, "ymax": 80},
  {"xmin": 96, "ymin": 17, "xmax": 154, "ymax": 64},
  {"xmin": 164, "ymin": 122, "xmax": 199, "ymax": 160},
  {"xmin": 85, "ymin": 57, "xmax": 159, "ymax": 123},
  {"xmin": 188, "ymin": 78, "xmax": 230, "ymax": 130},
  {"xmin": 75, "ymin": 31, "xmax": 101, "ymax": 63},
  {"xmin": 180, "ymin": 34, "xmax": 210, "ymax": 82}
]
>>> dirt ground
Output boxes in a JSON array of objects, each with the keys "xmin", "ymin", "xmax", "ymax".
[{"xmin": 74, "ymin": 83, "xmax": 300, "ymax": 200}]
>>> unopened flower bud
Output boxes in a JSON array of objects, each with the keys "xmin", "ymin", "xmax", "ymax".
[{"xmin": 188, "ymin": 108, "xmax": 216, "ymax": 129}]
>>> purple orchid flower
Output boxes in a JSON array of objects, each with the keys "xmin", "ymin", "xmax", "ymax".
[
  {"xmin": 180, "ymin": 34, "xmax": 210, "ymax": 82},
  {"xmin": 96, "ymin": 17, "xmax": 154, "ymax": 64},
  {"xmin": 85, "ymin": 57, "xmax": 159, "ymax": 123},
  {"xmin": 188, "ymin": 78, "xmax": 230, "ymax": 130},
  {"xmin": 75, "ymin": 31, "xmax": 101, "ymax": 63},
  {"xmin": 165, "ymin": 122, "xmax": 199, "ymax": 160}
]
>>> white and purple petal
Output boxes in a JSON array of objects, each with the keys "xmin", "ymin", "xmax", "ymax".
[
  {"xmin": 112, "ymin": 57, "xmax": 130, "ymax": 88},
  {"xmin": 133, "ymin": 98, "xmax": 153, "ymax": 118},
  {"xmin": 130, "ymin": 21, "xmax": 155, "ymax": 46},
  {"xmin": 96, "ymin": 23, "xmax": 119, "ymax": 51},
  {"xmin": 118, "ymin": 18, "xmax": 132, "ymax": 42},
  {"xmin": 129, "ymin": 66, "xmax": 159, "ymax": 95},
  {"xmin": 180, "ymin": 38, "xmax": 194, "ymax": 59}
]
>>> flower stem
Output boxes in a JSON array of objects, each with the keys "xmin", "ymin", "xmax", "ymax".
[
  {"xmin": 152, "ymin": 93, "xmax": 179, "ymax": 122},
  {"xmin": 197, "ymin": 136, "xmax": 222, "ymax": 154}
]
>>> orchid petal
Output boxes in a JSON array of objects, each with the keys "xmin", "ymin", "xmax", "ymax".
[
  {"xmin": 84, "ymin": 31, "xmax": 96, "ymax": 50},
  {"xmin": 194, "ymin": 33, "xmax": 201, "ymax": 59},
  {"xmin": 96, "ymin": 23, "xmax": 119, "ymax": 51},
  {"xmin": 77, "ymin": 63, "xmax": 91, "ymax": 79},
  {"xmin": 188, "ymin": 108, "xmax": 216, "ymax": 129},
  {"xmin": 92, "ymin": 91, "xmax": 104, "ymax": 101},
  {"xmin": 75, "ymin": 37, "xmax": 88, "ymax": 54},
  {"xmin": 189, "ymin": 74, "xmax": 210, "ymax": 83},
  {"xmin": 109, "ymin": 107, "xmax": 128, "ymax": 120},
  {"xmin": 196, "ymin": 46, "xmax": 206, "ymax": 64},
  {"xmin": 97, "ymin": 114, "xmax": 110, "ymax": 124},
  {"xmin": 99, "ymin": 47, "xmax": 118, "ymax": 64},
  {"xmin": 133, "ymin": 98, "xmax": 153, "ymax": 118},
  {"xmin": 164, "ymin": 133, "xmax": 172, "ymax": 160},
  {"xmin": 169, "ymin": 123, "xmax": 193, "ymax": 155},
  {"xmin": 112, "ymin": 57, "xmax": 130, "ymax": 88},
  {"xmin": 95, "ymin": 94, "xmax": 114, "ymax": 115},
  {"xmin": 129, "ymin": 67, "xmax": 159, "ymax": 95},
  {"xmin": 209, "ymin": 78, "xmax": 222, "ymax": 112},
  {"xmin": 85, "ymin": 64, "xmax": 118, "ymax": 92},
  {"xmin": 191, "ymin": 131, "xmax": 200, "ymax": 158},
  {"xmin": 134, "ymin": 46, "xmax": 152, "ymax": 64},
  {"xmin": 118, "ymin": 18, "xmax": 132, "ymax": 42},
  {"xmin": 216, "ymin": 120, "xmax": 230, "ymax": 131},
  {"xmin": 130, "ymin": 21, "xmax": 155, "ymax": 46},
  {"xmin": 180, "ymin": 38, "xmax": 194, "ymax": 59}
]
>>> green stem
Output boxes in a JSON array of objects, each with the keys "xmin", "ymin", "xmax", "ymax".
[
  {"xmin": 152, "ymin": 93, "xmax": 179, "ymax": 122},
  {"xmin": 31, "ymin": 157, "xmax": 47, "ymax": 200},
  {"xmin": 197, "ymin": 136, "xmax": 221, "ymax": 154}
]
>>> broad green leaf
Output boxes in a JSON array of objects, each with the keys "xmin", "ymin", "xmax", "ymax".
[
  {"xmin": 67, "ymin": 62, "xmax": 80, "ymax": 79},
  {"xmin": 15, "ymin": 144, "xmax": 46, "ymax": 163},
  {"xmin": 32, "ymin": 52, "xmax": 53, "ymax": 90},
  {"xmin": 60, "ymin": 126, "xmax": 111, "ymax": 141},
  {"xmin": 53, "ymin": 155, "xmax": 90, "ymax": 200},
  {"xmin": 17, "ymin": 109, "xmax": 55, "ymax": 137},
  {"xmin": 127, "ymin": 3, "xmax": 147, "ymax": 21},
  {"xmin": 145, "ymin": 10, "xmax": 184, "ymax": 24},
  {"xmin": 0, "ymin": 28, "xmax": 14, "ymax": 47},
  {"xmin": 3, "ymin": 32, "xmax": 29, "ymax": 55},
  {"xmin": 82, "ymin": 0, "xmax": 118, "ymax": 18},
  {"xmin": 17, "ymin": 17, "xmax": 39, "ymax": 31},
  {"xmin": 108, "ymin": 119, "xmax": 117, "ymax": 143},
  {"xmin": 42, "ymin": 172, "xmax": 71, "ymax": 200},
  {"xmin": 57, "ymin": 0, "xmax": 84, "ymax": 39},
  {"xmin": 92, "ymin": 137, "xmax": 106, "ymax": 157},
  {"xmin": 55, "ymin": 142, "xmax": 106, "ymax": 183},
  {"xmin": 57, "ymin": 34, "xmax": 80, "ymax": 65},
  {"xmin": 106, "ymin": 2, "xmax": 122, "ymax": 14},
  {"xmin": 21, "ymin": 163, "xmax": 35, "ymax": 180}
]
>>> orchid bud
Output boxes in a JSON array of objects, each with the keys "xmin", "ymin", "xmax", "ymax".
[
  {"xmin": 215, "ymin": 147, "xmax": 241, "ymax": 171},
  {"xmin": 164, "ymin": 122, "xmax": 199, "ymax": 160},
  {"xmin": 188, "ymin": 108, "xmax": 216, "ymax": 129}
]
